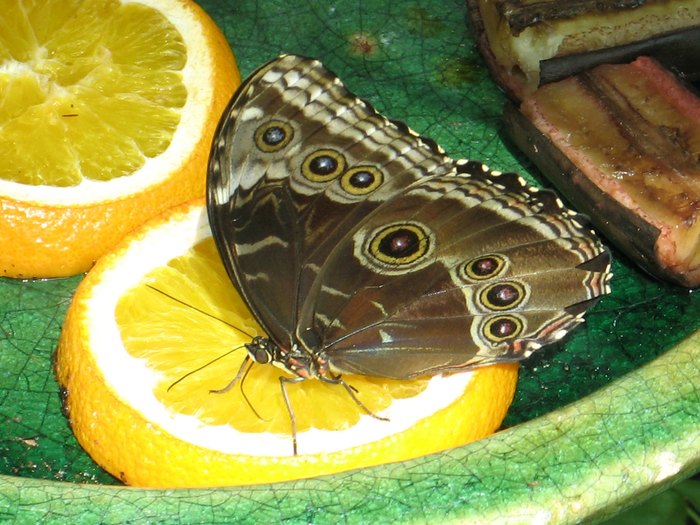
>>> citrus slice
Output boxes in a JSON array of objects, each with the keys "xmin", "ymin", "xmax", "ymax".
[
  {"xmin": 55, "ymin": 199, "xmax": 519, "ymax": 488},
  {"xmin": 0, "ymin": 0, "xmax": 240, "ymax": 278}
]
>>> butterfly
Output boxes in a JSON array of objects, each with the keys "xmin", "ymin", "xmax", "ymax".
[{"xmin": 207, "ymin": 54, "xmax": 612, "ymax": 451}]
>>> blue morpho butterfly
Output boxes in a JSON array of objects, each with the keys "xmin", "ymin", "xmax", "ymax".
[{"xmin": 205, "ymin": 54, "xmax": 612, "ymax": 453}]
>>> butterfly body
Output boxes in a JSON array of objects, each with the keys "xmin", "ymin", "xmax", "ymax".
[{"xmin": 208, "ymin": 54, "xmax": 612, "ymax": 390}]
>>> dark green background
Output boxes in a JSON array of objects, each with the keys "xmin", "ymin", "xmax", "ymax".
[{"xmin": 0, "ymin": 0, "xmax": 698, "ymax": 523}]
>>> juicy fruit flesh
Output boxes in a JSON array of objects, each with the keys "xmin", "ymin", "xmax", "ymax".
[
  {"xmin": 0, "ymin": 0, "xmax": 187, "ymax": 186},
  {"xmin": 116, "ymin": 238, "xmax": 430, "ymax": 434}
]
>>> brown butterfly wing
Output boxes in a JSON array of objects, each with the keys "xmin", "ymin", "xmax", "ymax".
[
  {"xmin": 208, "ymin": 55, "xmax": 612, "ymax": 379},
  {"xmin": 299, "ymin": 164, "xmax": 611, "ymax": 378},
  {"xmin": 208, "ymin": 55, "xmax": 451, "ymax": 350}
]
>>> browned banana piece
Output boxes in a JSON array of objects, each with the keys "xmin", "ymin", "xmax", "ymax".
[
  {"xmin": 467, "ymin": 0, "xmax": 700, "ymax": 100},
  {"xmin": 503, "ymin": 56, "xmax": 700, "ymax": 287}
]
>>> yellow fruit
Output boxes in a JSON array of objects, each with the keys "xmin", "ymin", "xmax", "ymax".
[
  {"xmin": 55, "ymin": 199, "xmax": 518, "ymax": 488},
  {"xmin": 0, "ymin": 0, "xmax": 240, "ymax": 278}
]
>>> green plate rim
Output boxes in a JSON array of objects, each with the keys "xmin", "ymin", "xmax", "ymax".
[{"xmin": 1, "ymin": 328, "xmax": 698, "ymax": 524}]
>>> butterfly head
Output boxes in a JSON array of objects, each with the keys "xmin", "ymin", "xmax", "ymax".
[
  {"xmin": 244, "ymin": 336, "xmax": 274, "ymax": 365},
  {"xmin": 245, "ymin": 336, "xmax": 328, "ymax": 380}
]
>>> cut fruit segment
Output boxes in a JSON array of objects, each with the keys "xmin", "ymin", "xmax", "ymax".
[
  {"xmin": 504, "ymin": 56, "xmax": 700, "ymax": 286},
  {"xmin": 467, "ymin": 0, "xmax": 700, "ymax": 99},
  {"xmin": 0, "ymin": 0, "xmax": 240, "ymax": 278},
  {"xmin": 54, "ymin": 199, "xmax": 518, "ymax": 488}
]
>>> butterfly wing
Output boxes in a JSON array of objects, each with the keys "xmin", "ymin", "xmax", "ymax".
[
  {"xmin": 298, "ymin": 163, "xmax": 611, "ymax": 378},
  {"xmin": 208, "ymin": 55, "xmax": 453, "ymax": 349}
]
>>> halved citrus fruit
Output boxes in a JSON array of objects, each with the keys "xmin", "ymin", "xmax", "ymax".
[
  {"xmin": 55, "ymin": 199, "xmax": 519, "ymax": 488},
  {"xmin": 0, "ymin": 0, "xmax": 240, "ymax": 278}
]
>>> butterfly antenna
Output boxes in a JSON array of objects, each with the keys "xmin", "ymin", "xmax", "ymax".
[
  {"xmin": 145, "ymin": 283, "xmax": 255, "ymax": 339},
  {"xmin": 167, "ymin": 344, "xmax": 246, "ymax": 392}
]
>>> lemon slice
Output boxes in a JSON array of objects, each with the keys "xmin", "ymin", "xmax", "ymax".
[
  {"xmin": 55, "ymin": 199, "xmax": 518, "ymax": 487},
  {"xmin": 0, "ymin": 0, "xmax": 239, "ymax": 278}
]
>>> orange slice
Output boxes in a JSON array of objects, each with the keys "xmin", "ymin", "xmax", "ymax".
[
  {"xmin": 55, "ymin": 199, "xmax": 518, "ymax": 488},
  {"xmin": 0, "ymin": 0, "xmax": 240, "ymax": 278}
]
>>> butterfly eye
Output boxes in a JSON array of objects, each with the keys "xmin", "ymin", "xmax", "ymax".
[
  {"xmin": 369, "ymin": 222, "xmax": 431, "ymax": 266},
  {"xmin": 301, "ymin": 149, "xmax": 346, "ymax": 182},
  {"xmin": 479, "ymin": 281, "xmax": 527, "ymax": 311},
  {"xmin": 254, "ymin": 120, "xmax": 294, "ymax": 152},
  {"xmin": 249, "ymin": 346, "xmax": 271, "ymax": 364},
  {"xmin": 463, "ymin": 254, "xmax": 507, "ymax": 281},
  {"xmin": 340, "ymin": 166, "xmax": 383, "ymax": 195},
  {"xmin": 482, "ymin": 315, "xmax": 524, "ymax": 343}
]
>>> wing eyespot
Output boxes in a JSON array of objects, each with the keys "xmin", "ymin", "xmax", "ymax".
[
  {"xmin": 340, "ymin": 166, "xmax": 383, "ymax": 195},
  {"xmin": 482, "ymin": 315, "xmax": 524, "ymax": 343},
  {"xmin": 254, "ymin": 120, "xmax": 294, "ymax": 152},
  {"xmin": 301, "ymin": 149, "xmax": 347, "ymax": 182},
  {"xmin": 368, "ymin": 222, "xmax": 431, "ymax": 266},
  {"xmin": 462, "ymin": 254, "xmax": 507, "ymax": 281},
  {"xmin": 479, "ymin": 281, "xmax": 528, "ymax": 311}
]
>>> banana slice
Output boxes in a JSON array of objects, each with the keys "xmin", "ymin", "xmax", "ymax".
[
  {"xmin": 468, "ymin": 0, "xmax": 700, "ymax": 99},
  {"xmin": 504, "ymin": 56, "xmax": 700, "ymax": 287}
]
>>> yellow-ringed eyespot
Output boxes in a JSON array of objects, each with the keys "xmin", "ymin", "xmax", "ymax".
[
  {"xmin": 254, "ymin": 120, "xmax": 294, "ymax": 152},
  {"xmin": 479, "ymin": 281, "xmax": 527, "ymax": 311},
  {"xmin": 463, "ymin": 254, "xmax": 507, "ymax": 281},
  {"xmin": 301, "ymin": 149, "xmax": 347, "ymax": 182},
  {"xmin": 482, "ymin": 315, "xmax": 524, "ymax": 343},
  {"xmin": 369, "ymin": 222, "xmax": 432, "ymax": 266},
  {"xmin": 340, "ymin": 165, "xmax": 383, "ymax": 195}
]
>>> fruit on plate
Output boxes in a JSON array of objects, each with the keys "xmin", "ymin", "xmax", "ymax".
[
  {"xmin": 504, "ymin": 56, "xmax": 700, "ymax": 287},
  {"xmin": 467, "ymin": 0, "xmax": 700, "ymax": 99},
  {"xmin": 0, "ymin": 0, "xmax": 239, "ymax": 278},
  {"xmin": 54, "ymin": 199, "xmax": 519, "ymax": 487}
]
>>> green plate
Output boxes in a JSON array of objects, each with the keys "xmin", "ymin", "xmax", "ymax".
[{"xmin": 1, "ymin": 1, "xmax": 699, "ymax": 523}]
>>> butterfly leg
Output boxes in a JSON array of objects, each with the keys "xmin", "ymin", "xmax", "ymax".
[
  {"xmin": 319, "ymin": 375, "xmax": 389, "ymax": 423},
  {"xmin": 278, "ymin": 374, "xmax": 306, "ymax": 455},
  {"xmin": 210, "ymin": 354, "xmax": 251, "ymax": 394},
  {"xmin": 278, "ymin": 374, "xmax": 391, "ymax": 455},
  {"xmin": 209, "ymin": 355, "xmax": 269, "ymax": 422}
]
